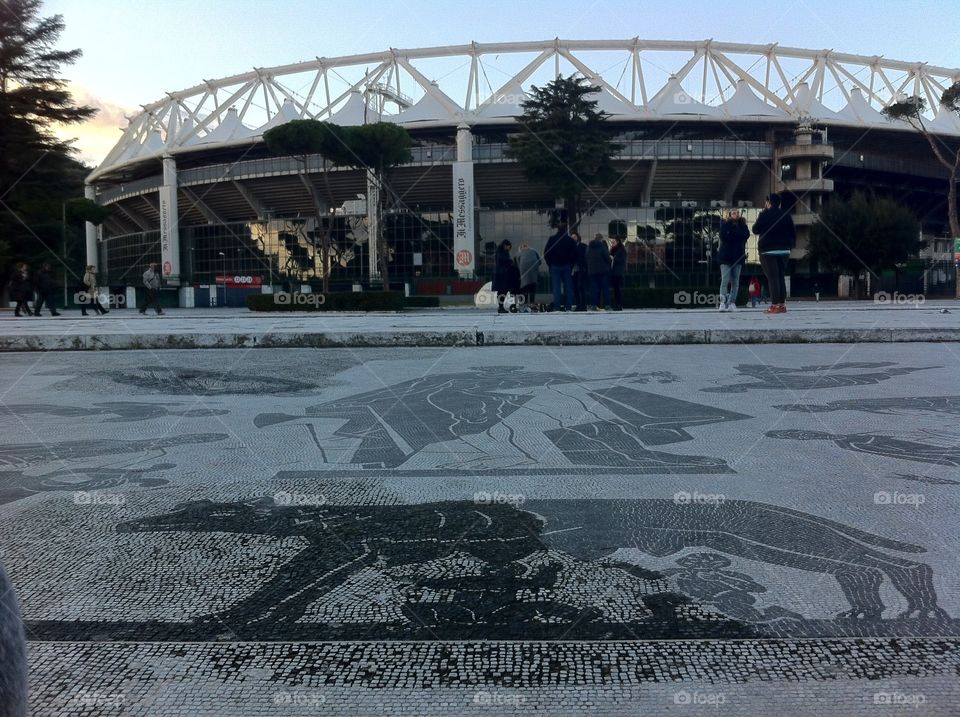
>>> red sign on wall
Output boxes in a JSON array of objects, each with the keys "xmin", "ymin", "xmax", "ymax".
[{"xmin": 215, "ymin": 275, "xmax": 262, "ymax": 288}]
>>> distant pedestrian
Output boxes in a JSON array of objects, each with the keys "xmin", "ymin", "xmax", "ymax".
[
  {"xmin": 753, "ymin": 193, "xmax": 796, "ymax": 314},
  {"xmin": 748, "ymin": 277, "xmax": 761, "ymax": 308},
  {"xmin": 571, "ymin": 232, "xmax": 588, "ymax": 311},
  {"xmin": 141, "ymin": 262, "xmax": 164, "ymax": 315},
  {"xmin": 544, "ymin": 223, "xmax": 576, "ymax": 311},
  {"xmin": 586, "ymin": 233, "xmax": 612, "ymax": 310},
  {"xmin": 717, "ymin": 209, "xmax": 750, "ymax": 312},
  {"xmin": 80, "ymin": 265, "xmax": 108, "ymax": 316},
  {"xmin": 33, "ymin": 262, "xmax": 60, "ymax": 316},
  {"xmin": 610, "ymin": 236, "xmax": 626, "ymax": 311},
  {"xmin": 8, "ymin": 263, "xmax": 33, "ymax": 317},
  {"xmin": 517, "ymin": 243, "xmax": 541, "ymax": 312},
  {"xmin": 813, "ymin": 281, "xmax": 821, "ymax": 302},
  {"xmin": 492, "ymin": 240, "xmax": 516, "ymax": 314}
]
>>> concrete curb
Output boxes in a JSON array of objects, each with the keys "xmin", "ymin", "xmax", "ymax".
[{"xmin": 2, "ymin": 327, "xmax": 959, "ymax": 351}]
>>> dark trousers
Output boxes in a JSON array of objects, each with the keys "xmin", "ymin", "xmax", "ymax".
[
  {"xmin": 33, "ymin": 292, "xmax": 56, "ymax": 315},
  {"xmin": 589, "ymin": 274, "xmax": 611, "ymax": 308},
  {"xmin": 573, "ymin": 270, "xmax": 587, "ymax": 310},
  {"xmin": 611, "ymin": 275, "xmax": 623, "ymax": 309},
  {"xmin": 520, "ymin": 283, "xmax": 536, "ymax": 308},
  {"xmin": 14, "ymin": 298, "xmax": 31, "ymax": 316},
  {"xmin": 760, "ymin": 253, "xmax": 789, "ymax": 305},
  {"xmin": 141, "ymin": 288, "xmax": 162, "ymax": 314}
]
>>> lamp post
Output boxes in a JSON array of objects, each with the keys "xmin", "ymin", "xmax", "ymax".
[{"xmin": 218, "ymin": 251, "xmax": 226, "ymax": 307}]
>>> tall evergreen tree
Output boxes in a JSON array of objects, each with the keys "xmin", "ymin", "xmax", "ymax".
[
  {"xmin": 505, "ymin": 76, "xmax": 621, "ymax": 228},
  {"xmin": 1, "ymin": 0, "xmax": 94, "ymax": 281}
]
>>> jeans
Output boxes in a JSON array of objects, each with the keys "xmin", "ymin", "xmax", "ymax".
[
  {"xmin": 611, "ymin": 275, "xmax": 623, "ymax": 309},
  {"xmin": 719, "ymin": 263, "xmax": 742, "ymax": 308},
  {"xmin": 590, "ymin": 274, "xmax": 611, "ymax": 308},
  {"xmin": 760, "ymin": 253, "xmax": 789, "ymax": 305},
  {"xmin": 550, "ymin": 265, "xmax": 573, "ymax": 311},
  {"xmin": 572, "ymin": 270, "xmax": 587, "ymax": 310}
]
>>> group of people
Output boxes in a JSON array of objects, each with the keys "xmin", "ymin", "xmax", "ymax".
[
  {"xmin": 4, "ymin": 262, "xmax": 165, "ymax": 317},
  {"xmin": 493, "ymin": 230, "xmax": 628, "ymax": 313},
  {"xmin": 492, "ymin": 191, "xmax": 796, "ymax": 315}
]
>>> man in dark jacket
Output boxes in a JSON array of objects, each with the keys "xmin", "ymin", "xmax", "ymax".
[
  {"xmin": 752, "ymin": 193, "xmax": 796, "ymax": 314},
  {"xmin": 491, "ymin": 240, "xmax": 516, "ymax": 313},
  {"xmin": 33, "ymin": 263, "xmax": 60, "ymax": 316},
  {"xmin": 543, "ymin": 224, "xmax": 576, "ymax": 311},
  {"xmin": 571, "ymin": 232, "xmax": 589, "ymax": 311},
  {"xmin": 717, "ymin": 210, "xmax": 750, "ymax": 312},
  {"xmin": 586, "ymin": 233, "xmax": 612, "ymax": 310},
  {"xmin": 610, "ymin": 237, "xmax": 627, "ymax": 310}
]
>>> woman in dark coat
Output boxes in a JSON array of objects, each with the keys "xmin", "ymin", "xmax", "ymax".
[
  {"xmin": 9, "ymin": 263, "xmax": 32, "ymax": 317},
  {"xmin": 492, "ymin": 240, "xmax": 516, "ymax": 313},
  {"xmin": 717, "ymin": 209, "xmax": 750, "ymax": 311},
  {"xmin": 609, "ymin": 237, "xmax": 627, "ymax": 311}
]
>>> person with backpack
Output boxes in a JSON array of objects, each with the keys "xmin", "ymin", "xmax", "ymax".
[
  {"xmin": 141, "ymin": 262, "xmax": 164, "ymax": 315},
  {"xmin": 517, "ymin": 243, "xmax": 541, "ymax": 312},
  {"xmin": 33, "ymin": 263, "xmax": 60, "ymax": 316},
  {"xmin": 717, "ymin": 209, "xmax": 750, "ymax": 312},
  {"xmin": 752, "ymin": 193, "xmax": 796, "ymax": 314},
  {"xmin": 610, "ymin": 236, "xmax": 627, "ymax": 311},
  {"xmin": 80, "ymin": 264, "xmax": 108, "ymax": 316}
]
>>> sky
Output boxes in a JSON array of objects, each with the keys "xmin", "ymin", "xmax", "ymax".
[{"xmin": 43, "ymin": 0, "xmax": 960, "ymax": 166}]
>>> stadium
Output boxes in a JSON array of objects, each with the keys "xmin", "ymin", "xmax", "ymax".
[{"xmin": 85, "ymin": 39, "xmax": 960, "ymax": 304}]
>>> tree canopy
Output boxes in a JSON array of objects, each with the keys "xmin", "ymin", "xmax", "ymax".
[{"xmin": 505, "ymin": 76, "xmax": 621, "ymax": 226}]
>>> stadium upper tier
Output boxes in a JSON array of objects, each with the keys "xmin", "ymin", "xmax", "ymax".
[{"xmin": 90, "ymin": 39, "xmax": 960, "ymax": 182}]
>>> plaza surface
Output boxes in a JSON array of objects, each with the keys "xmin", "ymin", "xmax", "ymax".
[
  {"xmin": 0, "ymin": 300, "xmax": 958, "ymax": 351},
  {"xmin": 1, "ymin": 342, "xmax": 959, "ymax": 715}
]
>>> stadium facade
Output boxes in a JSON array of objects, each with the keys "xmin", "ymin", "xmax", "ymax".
[{"xmin": 86, "ymin": 40, "xmax": 960, "ymax": 302}]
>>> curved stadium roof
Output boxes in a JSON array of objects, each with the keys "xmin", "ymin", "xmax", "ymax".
[{"xmin": 90, "ymin": 38, "xmax": 960, "ymax": 182}]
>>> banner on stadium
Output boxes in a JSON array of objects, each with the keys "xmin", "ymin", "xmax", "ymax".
[{"xmin": 452, "ymin": 161, "xmax": 475, "ymax": 275}]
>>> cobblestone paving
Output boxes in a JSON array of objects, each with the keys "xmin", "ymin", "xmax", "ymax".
[{"xmin": 1, "ymin": 344, "xmax": 959, "ymax": 715}]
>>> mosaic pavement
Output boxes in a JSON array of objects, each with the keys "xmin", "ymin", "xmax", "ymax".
[{"xmin": 1, "ymin": 344, "xmax": 959, "ymax": 715}]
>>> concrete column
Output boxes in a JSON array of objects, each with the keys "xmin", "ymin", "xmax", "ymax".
[
  {"xmin": 83, "ymin": 184, "xmax": 99, "ymax": 271},
  {"xmin": 452, "ymin": 123, "xmax": 476, "ymax": 277},
  {"xmin": 366, "ymin": 170, "xmax": 380, "ymax": 281},
  {"xmin": 159, "ymin": 155, "xmax": 182, "ymax": 286}
]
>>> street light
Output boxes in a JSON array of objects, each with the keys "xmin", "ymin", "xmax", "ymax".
[{"xmin": 218, "ymin": 251, "xmax": 226, "ymax": 307}]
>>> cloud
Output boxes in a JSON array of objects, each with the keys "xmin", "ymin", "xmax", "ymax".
[{"xmin": 52, "ymin": 83, "xmax": 136, "ymax": 167}]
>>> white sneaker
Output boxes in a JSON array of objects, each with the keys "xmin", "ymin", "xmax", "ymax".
[
  {"xmin": 717, "ymin": 302, "xmax": 727, "ymax": 312},
  {"xmin": 728, "ymin": 303, "xmax": 736, "ymax": 312}
]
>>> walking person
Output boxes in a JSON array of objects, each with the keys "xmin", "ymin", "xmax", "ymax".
[
  {"xmin": 33, "ymin": 262, "xmax": 60, "ymax": 316},
  {"xmin": 748, "ymin": 276, "xmax": 761, "ymax": 308},
  {"xmin": 517, "ymin": 243, "xmax": 541, "ymax": 312},
  {"xmin": 586, "ymin": 233, "xmax": 612, "ymax": 310},
  {"xmin": 610, "ymin": 236, "xmax": 626, "ymax": 311},
  {"xmin": 492, "ymin": 240, "xmax": 516, "ymax": 314},
  {"xmin": 571, "ymin": 231, "xmax": 588, "ymax": 311},
  {"xmin": 80, "ymin": 264, "xmax": 108, "ymax": 316},
  {"xmin": 717, "ymin": 209, "xmax": 750, "ymax": 312},
  {"xmin": 8, "ymin": 263, "xmax": 33, "ymax": 317},
  {"xmin": 752, "ymin": 193, "xmax": 796, "ymax": 315},
  {"xmin": 141, "ymin": 262, "xmax": 164, "ymax": 315},
  {"xmin": 544, "ymin": 223, "xmax": 576, "ymax": 312}
]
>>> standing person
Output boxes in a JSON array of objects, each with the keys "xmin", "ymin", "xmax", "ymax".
[
  {"xmin": 80, "ymin": 264, "xmax": 108, "ymax": 316},
  {"xmin": 141, "ymin": 262, "xmax": 164, "ymax": 315},
  {"xmin": 748, "ymin": 276, "xmax": 761, "ymax": 308},
  {"xmin": 32, "ymin": 262, "xmax": 60, "ymax": 316},
  {"xmin": 717, "ymin": 209, "xmax": 750, "ymax": 312},
  {"xmin": 610, "ymin": 236, "xmax": 627, "ymax": 311},
  {"xmin": 9, "ymin": 263, "xmax": 33, "ymax": 317},
  {"xmin": 752, "ymin": 193, "xmax": 796, "ymax": 314},
  {"xmin": 543, "ymin": 223, "xmax": 576, "ymax": 312},
  {"xmin": 492, "ymin": 240, "xmax": 515, "ymax": 314},
  {"xmin": 813, "ymin": 281, "xmax": 821, "ymax": 302},
  {"xmin": 586, "ymin": 233, "xmax": 612, "ymax": 310},
  {"xmin": 571, "ymin": 232, "xmax": 588, "ymax": 311},
  {"xmin": 517, "ymin": 243, "xmax": 541, "ymax": 312}
]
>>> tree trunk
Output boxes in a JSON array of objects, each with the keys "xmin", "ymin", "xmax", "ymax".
[{"xmin": 949, "ymin": 166, "xmax": 959, "ymax": 240}]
